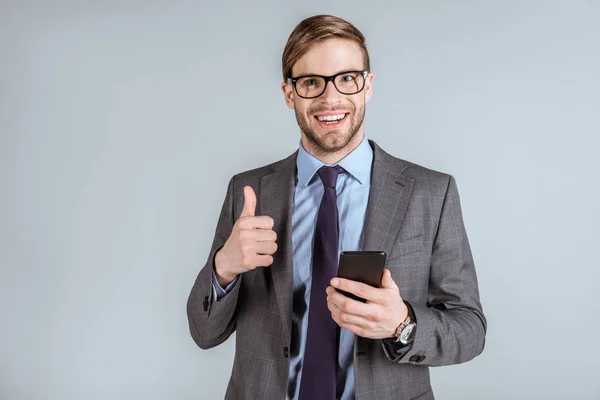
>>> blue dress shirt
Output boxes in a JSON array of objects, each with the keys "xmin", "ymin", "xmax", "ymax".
[{"xmin": 213, "ymin": 136, "xmax": 373, "ymax": 400}]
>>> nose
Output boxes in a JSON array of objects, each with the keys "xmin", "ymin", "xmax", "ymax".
[{"xmin": 321, "ymin": 80, "xmax": 341, "ymax": 104}]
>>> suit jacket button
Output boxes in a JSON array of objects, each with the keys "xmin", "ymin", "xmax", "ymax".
[
  {"xmin": 417, "ymin": 355, "xmax": 426, "ymax": 363},
  {"xmin": 283, "ymin": 347, "xmax": 289, "ymax": 358},
  {"xmin": 203, "ymin": 296, "xmax": 209, "ymax": 311},
  {"xmin": 409, "ymin": 355, "xmax": 420, "ymax": 362}
]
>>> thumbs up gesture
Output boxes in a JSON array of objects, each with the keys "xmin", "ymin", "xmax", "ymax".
[{"xmin": 214, "ymin": 186, "xmax": 278, "ymax": 286}]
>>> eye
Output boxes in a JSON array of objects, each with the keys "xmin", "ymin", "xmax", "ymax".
[
  {"xmin": 341, "ymin": 74, "xmax": 356, "ymax": 82},
  {"xmin": 299, "ymin": 77, "xmax": 321, "ymax": 88}
]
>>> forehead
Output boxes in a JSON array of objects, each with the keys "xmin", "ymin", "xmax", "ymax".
[{"xmin": 292, "ymin": 38, "xmax": 364, "ymax": 77}]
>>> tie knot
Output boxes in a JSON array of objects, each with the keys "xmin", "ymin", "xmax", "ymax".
[{"xmin": 317, "ymin": 165, "xmax": 345, "ymax": 188}]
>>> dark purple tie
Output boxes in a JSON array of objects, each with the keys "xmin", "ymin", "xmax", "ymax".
[{"xmin": 299, "ymin": 165, "xmax": 345, "ymax": 400}]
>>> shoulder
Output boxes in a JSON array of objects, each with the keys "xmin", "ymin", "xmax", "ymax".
[
  {"xmin": 237, "ymin": 151, "xmax": 297, "ymax": 178},
  {"xmin": 371, "ymin": 141, "xmax": 462, "ymax": 212},
  {"xmin": 222, "ymin": 151, "xmax": 297, "ymax": 194},
  {"xmin": 371, "ymin": 140, "xmax": 452, "ymax": 185}
]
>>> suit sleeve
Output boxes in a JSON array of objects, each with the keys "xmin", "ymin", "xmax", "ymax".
[
  {"xmin": 383, "ymin": 175, "xmax": 487, "ymax": 366},
  {"xmin": 186, "ymin": 175, "xmax": 243, "ymax": 349}
]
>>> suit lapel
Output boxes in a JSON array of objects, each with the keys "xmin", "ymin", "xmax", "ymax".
[
  {"xmin": 259, "ymin": 152, "xmax": 297, "ymax": 344},
  {"xmin": 361, "ymin": 141, "xmax": 415, "ymax": 257}
]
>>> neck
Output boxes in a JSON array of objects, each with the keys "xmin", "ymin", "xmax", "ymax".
[{"xmin": 301, "ymin": 130, "xmax": 365, "ymax": 165}]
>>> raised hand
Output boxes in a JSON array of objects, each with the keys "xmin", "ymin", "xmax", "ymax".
[{"xmin": 214, "ymin": 186, "xmax": 278, "ymax": 286}]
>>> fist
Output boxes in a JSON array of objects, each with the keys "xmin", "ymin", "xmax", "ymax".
[{"xmin": 214, "ymin": 186, "xmax": 278, "ymax": 286}]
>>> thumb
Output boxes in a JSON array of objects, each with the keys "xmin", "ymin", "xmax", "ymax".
[
  {"xmin": 380, "ymin": 269, "xmax": 398, "ymax": 290},
  {"xmin": 240, "ymin": 186, "xmax": 256, "ymax": 217}
]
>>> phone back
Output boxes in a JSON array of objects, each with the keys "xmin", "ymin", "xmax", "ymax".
[{"xmin": 337, "ymin": 251, "xmax": 386, "ymax": 302}]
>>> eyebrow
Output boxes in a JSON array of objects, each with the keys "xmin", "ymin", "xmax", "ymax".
[{"xmin": 292, "ymin": 69, "xmax": 365, "ymax": 78}]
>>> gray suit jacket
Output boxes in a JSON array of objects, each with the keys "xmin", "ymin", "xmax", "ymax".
[{"xmin": 187, "ymin": 140, "xmax": 486, "ymax": 400}]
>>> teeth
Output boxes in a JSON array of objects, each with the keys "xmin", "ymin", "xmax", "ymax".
[{"xmin": 317, "ymin": 113, "xmax": 345, "ymax": 122}]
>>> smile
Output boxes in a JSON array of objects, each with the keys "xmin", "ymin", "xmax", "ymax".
[{"xmin": 314, "ymin": 113, "xmax": 349, "ymax": 127}]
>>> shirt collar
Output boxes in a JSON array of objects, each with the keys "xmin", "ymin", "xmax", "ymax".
[{"xmin": 296, "ymin": 136, "xmax": 373, "ymax": 187}]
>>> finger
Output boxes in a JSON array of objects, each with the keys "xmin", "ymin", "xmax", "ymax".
[
  {"xmin": 327, "ymin": 294, "xmax": 341, "ymax": 314},
  {"xmin": 327, "ymin": 288, "xmax": 377, "ymax": 318},
  {"xmin": 253, "ymin": 254, "xmax": 274, "ymax": 267},
  {"xmin": 336, "ymin": 311, "xmax": 377, "ymax": 330},
  {"xmin": 242, "ymin": 228, "xmax": 276, "ymax": 242},
  {"xmin": 240, "ymin": 186, "xmax": 256, "ymax": 218},
  {"xmin": 330, "ymin": 277, "xmax": 386, "ymax": 304},
  {"xmin": 326, "ymin": 305, "xmax": 369, "ymax": 337},
  {"xmin": 239, "ymin": 215, "xmax": 275, "ymax": 230},
  {"xmin": 327, "ymin": 297, "xmax": 345, "ymax": 325},
  {"xmin": 255, "ymin": 229, "xmax": 276, "ymax": 242},
  {"xmin": 335, "ymin": 322, "xmax": 368, "ymax": 338},
  {"xmin": 254, "ymin": 241, "xmax": 278, "ymax": 255},
  {"xmin": 380, "ymin": 269, "xmax": 398, "ymax": 290}
]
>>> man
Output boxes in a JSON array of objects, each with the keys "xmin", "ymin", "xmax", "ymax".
[{"xmin": 187, "ymin": 14, "xmax": 486, "ymax": 400}]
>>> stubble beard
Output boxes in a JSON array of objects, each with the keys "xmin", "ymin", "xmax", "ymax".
[{"xmin": 295, "ymin": 103, "xmax": 366, "ymax": 155}]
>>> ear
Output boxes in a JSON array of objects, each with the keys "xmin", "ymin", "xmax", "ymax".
[
  {"xmin": 281, "ymin": 81, "xmax": 295, "ymax": 110},
  {"xmin": 364, "ymin": 72, "xmax": 375, "ymax": 103}
]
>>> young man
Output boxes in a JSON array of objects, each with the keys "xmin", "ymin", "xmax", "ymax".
[{"xmin": 187, "ymin": 14, "xmax": 486, "ymax": 400}]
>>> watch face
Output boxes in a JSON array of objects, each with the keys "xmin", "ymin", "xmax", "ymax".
[{"xmin": 399, "ymin": 322, "xmax": 416, "ymax": 345}]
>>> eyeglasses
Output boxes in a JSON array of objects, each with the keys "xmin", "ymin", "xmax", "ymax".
[{"xmin": 287, "ymin": 70, "xmax": 368, "ymax": 99}]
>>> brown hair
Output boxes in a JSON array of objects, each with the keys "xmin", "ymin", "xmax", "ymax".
[{"xmin": 281, "ymin": 15, "xmax": 370, "ymax": 81}]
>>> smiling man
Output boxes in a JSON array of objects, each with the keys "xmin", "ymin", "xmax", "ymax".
[{"xmin": 187, "ymin": 15, "xmax": 486, "ymax": 400}]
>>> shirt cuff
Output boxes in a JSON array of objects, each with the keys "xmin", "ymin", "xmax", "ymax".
[
  {"xmin": 212, "ymin": 270, "xmax": 239, "ymax": 301},
  {"xmin": 382, "ymin": 339, "xmax": 414, "ymax": 356}
]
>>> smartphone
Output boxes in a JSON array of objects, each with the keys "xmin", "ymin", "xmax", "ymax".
[{"xmin": 336, "ymin": 251, "xmax": 387, "ymax": 303}]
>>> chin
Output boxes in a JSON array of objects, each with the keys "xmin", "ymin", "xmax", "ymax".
[{"xmin": 316, "ymin": 130, "xmax": 353, "ymax": 152}]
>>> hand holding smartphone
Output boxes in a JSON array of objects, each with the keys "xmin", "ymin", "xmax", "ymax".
[{"xmin": 336, "ymin": 251, "xmax": 387, "ymax": 302}]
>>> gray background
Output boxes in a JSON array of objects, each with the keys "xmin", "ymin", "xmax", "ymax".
[{"xmin": 1, "ymin": 0, "xmax": 599, "ymax": 399}]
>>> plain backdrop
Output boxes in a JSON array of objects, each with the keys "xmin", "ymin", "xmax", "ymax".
[{"xmin": 1, "ymin": 0, "xmax": 599, "ymax": 399}]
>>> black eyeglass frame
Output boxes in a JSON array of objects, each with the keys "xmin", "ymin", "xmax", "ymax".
[{"xmin": 287, "ymin": 70, "xmax": 369, "ymax": 99}]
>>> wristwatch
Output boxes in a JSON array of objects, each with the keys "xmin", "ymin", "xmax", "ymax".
[{"xmin": 389, "ymin": 313, "xmax": 417, "ymax": 345}]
